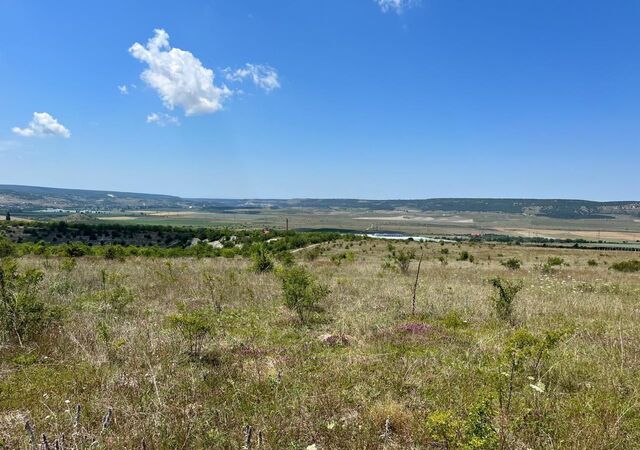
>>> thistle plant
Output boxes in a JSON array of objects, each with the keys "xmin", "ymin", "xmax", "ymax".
[{"xmin": 489, "ymin": 277, "xmax": 523, "ymax": 325}]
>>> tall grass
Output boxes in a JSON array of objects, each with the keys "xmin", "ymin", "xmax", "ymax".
[{"xmin": 1, "ymin": 242, "xmax": 639, "ymax": 448}]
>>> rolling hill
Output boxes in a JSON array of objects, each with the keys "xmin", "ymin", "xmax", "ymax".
[{"xmin": 1, "ymin": 184, "xmax": 639, "ymax": 218}]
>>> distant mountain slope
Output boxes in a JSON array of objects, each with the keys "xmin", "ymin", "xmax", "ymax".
[
  {"xmin": 1, "ymin": 184, "xmax": 639, "ymax": 218},
  {"xmin": 195, "ymin": 198, "xmax": 640, "ymax": 218},
  {"xmin": 0, "ymin": 184, "xmax": 184, "ymax": 210},
  {"xmin": 284, "ymin": 198, "xmax": 640, "ymax": 218}
]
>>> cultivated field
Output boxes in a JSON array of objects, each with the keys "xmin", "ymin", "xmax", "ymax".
[
  {"xmin": 1, "ymin": 241, "xmax": 640, "ymax": 448},
  {"xmin": 92, "ymin": 209, "xmax": 640, "ymax": 243}
]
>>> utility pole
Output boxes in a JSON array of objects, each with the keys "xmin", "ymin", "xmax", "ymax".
[
  {"xmin": 285, "ymin": 217, "xmax": 289, "ymax": 232},
  {"xmin": 411, "ymin": 251, "xmax": 424, "ymax": 316}
]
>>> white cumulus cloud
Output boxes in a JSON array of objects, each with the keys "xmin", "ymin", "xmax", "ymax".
[
  {"xmin": 129, "ymin": 29, "xmax": 232, "ymax": 116},
  {"xmin": 146, "ymin": 112, "xmax": 180, "ymax": 127},
  {"xmin": 224, "ymin": 64, "xmax": 280, "ymax": 92},
  {"xmin": 12, "ymin": 112, "xmax": 71, "ymax": 138},
  {"xmin": 375, "ymin": 0, "xmax": 418, "ymax": 13}
]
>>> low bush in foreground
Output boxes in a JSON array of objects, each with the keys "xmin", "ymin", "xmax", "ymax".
[
  {"xmin": 387, "ymin": 246, "xmax": 416, "ymax": 274},
  {"xmin": 0, "ymin": 258, "xmax": 62, "ymax": 345},
  {"xmin": 610, "ymin": 259, "xmax": 640, "ymax": 272},
  {"xmin": 250, "ymin": 243, "xmax": 274, "ymax": 273},
  {"xmin": 168, "ymin": 303, "xmax": 217, "ymax": 356},
  {"xmin": 501, "ymin": 258, "xmax": 522, "ymax": 270},
  {"xmin": 278, "ymin": 265, "xmax": 329, "ymax": 323}
]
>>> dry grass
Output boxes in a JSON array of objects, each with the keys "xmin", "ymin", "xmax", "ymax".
[{"xmin": 1, "ymin": 240, "xmax": 640, "ymax": 448}]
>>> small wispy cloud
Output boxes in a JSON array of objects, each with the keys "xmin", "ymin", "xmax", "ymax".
[
  {"xmin": 224, "ymin": 64, "xmax": 280, "ymax": 92},
  {"xmin": 146, "ymin": 112, "xmax": 180, "ymax": 127},
  {"xmin": 12, "ymin": 112, "xmax": 71, "ymax": 138},
  {"xmin": 118, "ymin": 85, "xmax": 129, "ymax": 95},
  {"xmin": 0, "ymin": 140, "xmax": 22, "ymax": 152},
  {"xmin": 375, "ymin": 0, "xmax": 418, "ymax": 14}
]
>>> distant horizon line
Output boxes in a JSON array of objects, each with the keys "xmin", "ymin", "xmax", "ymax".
[{"xmin": 1, "ymin": 184, "xmax": 638, "ymax": 204}]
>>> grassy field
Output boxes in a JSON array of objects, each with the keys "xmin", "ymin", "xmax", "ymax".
[{"xmin": 1, "ymin": 240, "xmax": 640, "ymax": 448}]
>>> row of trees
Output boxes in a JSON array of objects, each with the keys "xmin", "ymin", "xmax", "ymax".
[{"xmin": 1, "ymin": 231, "xmax": 356, "ymax": 260}]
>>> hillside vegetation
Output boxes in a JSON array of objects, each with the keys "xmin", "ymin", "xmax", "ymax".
[
  {"xmin": 2, "ymin": 184, "xmax": 639, "ymax": 218},
  {"xmin": 1, "ymin": 237, "xmax": 640, "ymax": 448}
]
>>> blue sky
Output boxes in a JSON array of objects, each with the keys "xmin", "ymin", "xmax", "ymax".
[{"xmin": 1, "ymin": 0, "xmax": 639, "ymax": 200}]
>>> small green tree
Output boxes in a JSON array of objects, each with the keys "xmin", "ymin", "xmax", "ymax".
[
  {"xmin": 279, "ymin": 266, "xmax": 329, "ymax": 323},
  {"xmin": 489, "ymin": 277, "xmax": 523, "ymax": 325},
  {"xmin": 104, "ymin": 285, "xmax": 136, "ymax": 314},
  {"xmin": 330, "ymin": 251, "xmax": 355, "ymax": 266},
  {"xmin": 498, "ymin": 326, "xmax": 571, "ymax": 444},
  {"xmin": 546, "ymin": 257, "xmax": 564, "ymax": 267},
  {"xmin": 457, "ymin": 250, "xmax": 470, "ymax": 261},
  {"xmin": 500, "ymin": 328, "xmax": 539, "ymax": 422},
  {"xmin": 60, "ymin": 257, "xmax": 77, "ymax": 272},
  {"xmin": 93, "ymin": 270, "xmax": 136, "ymax": 314},
  {"xmin": 425, "ymin": 402, "xmax": 498, "ymax": 450},
  {"xmin": 168, "ymin": 304, "xmax": 215, "ymax": 356},
  {"xmin": 501, "ymin": 258, "xmax": 522, "ymax": 270},
  {"xmin": 63, "ymin": 242, "xmax": 89, "ymax": 257},
  {"xmin": 542, "ymin": 256, "xmax": 565, "ymax": 272},
  {"xmin": 388, "ymin": 248, "xmax": 416, "ymax": 274},
  {"xmin": 0, "ymin": 259, "xmax": 61, "ymax": 345},
  {"xmin": 303, "ymin": 246, "xmax": 322, "ymax": 261},
  {"xmin": 202, "ymin": 273, "xmax": 223, "ymax": 313},
  {"xmin": 251, "ymin": 244, "xmax": 274, "ymax": 273},
  {"xmin": 0, "ymin": 236, "xmax": 16, "ymax": 258},
  {"xmin": 275, "ymin": 250, "xmax": 295, "ymax": 267},
  {"xmin": 103, "ymin": 245, "xmax": 125, "ymax": 260}
]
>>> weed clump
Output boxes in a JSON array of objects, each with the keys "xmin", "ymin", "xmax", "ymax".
[
  {"xmin": 369, "ymin": 399, "xmax": 413, "ymax": 437},
  {"xmin": 441, "ymin": 310, "xmax": 468, "ymax": 329},
  {"xmin": 426, "ymin": 400, "xmax": 497, "ymax": 450}
]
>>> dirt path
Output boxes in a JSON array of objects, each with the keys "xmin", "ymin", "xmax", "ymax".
[{"xmin": 292, "ymin": 243, "xmax": 322, "ymax": 253}]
